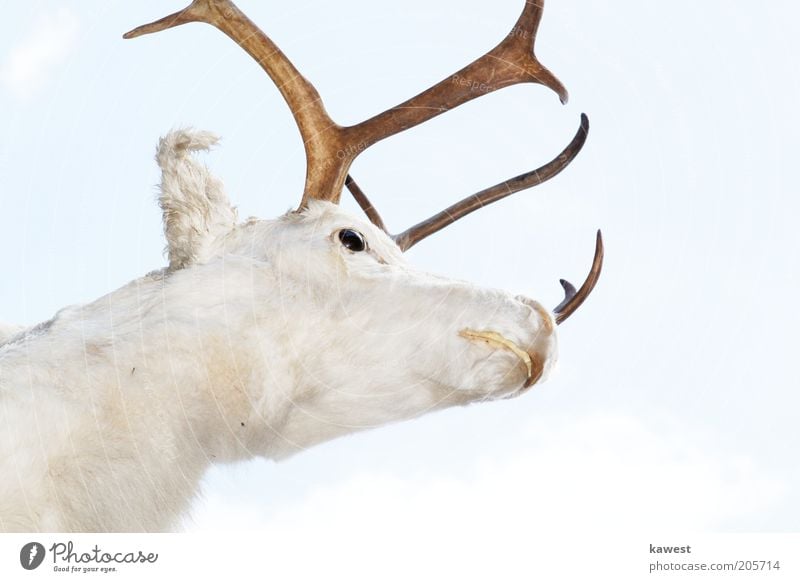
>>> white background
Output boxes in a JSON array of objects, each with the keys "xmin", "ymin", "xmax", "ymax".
[{"xmin": 0, "ymin": 0, "xmax": 797, "ymax": 543}]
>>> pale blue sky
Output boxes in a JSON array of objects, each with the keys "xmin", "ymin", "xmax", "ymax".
[{"xmin": 1, "ymin": 0, "xmax": 797, "ymax": 535}]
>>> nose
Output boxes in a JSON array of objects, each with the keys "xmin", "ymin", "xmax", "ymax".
[
  {"xmin": 514, "ymin": 295, "xmax": 557, "ymax": 388},
  {"xmin": 515, "ymin": 295, "xmax": 555, "ymax": 336}
]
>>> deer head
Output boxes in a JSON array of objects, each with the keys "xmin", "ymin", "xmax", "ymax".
[
  {"xmin": 0, "ymin": 0, "xmax": 604, "ymax": 533},
  {"xmin": 122, "ymin": 0, "xmax": 602, "ymax": 442}
]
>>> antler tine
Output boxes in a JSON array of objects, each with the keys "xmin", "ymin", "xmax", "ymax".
[
  {"xmin": 345, "ymin": 114, "xmax": 588, "ymax": 250},
  {"xmin": 126, "ymin": 0, "xmax": 569, "ymax": 209},
  {"xmin": 345, "ymin": 0, "xmax": 568, "ymax": 154},
  {"xmin": 396, "ymin": 114, "xmax": 588, "ymax": 250},
  {"xmin": 553, "ymin": 230, "xmax": 604, "ymax": 325},
  {"xmin": 344, "ymin": 175, "xmax": 388, "ymax": 233}
]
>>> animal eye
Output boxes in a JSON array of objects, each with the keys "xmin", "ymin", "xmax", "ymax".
[{"xmin": 338, "ymin": 229, "xmax": 367, "ymax": 252}]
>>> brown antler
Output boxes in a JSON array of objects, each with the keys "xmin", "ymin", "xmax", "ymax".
[
  {"xmin": 346, "ymin": 114, "xmax": 589, "ymax": 251},
  {"xmin": 553, "ymin": 230, "xmax": 603, "ymax": 325},
  {"xmin": 125, "ymin": 0, "xmax": 570, "ymax": 208},
  {"xmin": 126, "ymin": 0, "xmax": 602, "ymax": 320}
]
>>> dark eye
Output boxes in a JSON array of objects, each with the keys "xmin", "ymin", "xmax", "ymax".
[{"xmin": 338, "ymin": 229, "xmax": 367, "ymax": 252}]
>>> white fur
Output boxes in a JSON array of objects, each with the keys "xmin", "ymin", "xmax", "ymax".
[
  {"xmin": 0, "ymin": 323, "xmax": 25, "ymax": 344},
  {"xmin": 156, "ymin": 130, "xmax": 238, "ymax": 270},
  {"xmin": 0, "ymin": 130, "xmax": 557, "ymax": 532}
]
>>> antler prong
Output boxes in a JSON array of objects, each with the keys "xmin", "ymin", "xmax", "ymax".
[
  {"xmin": 394, "ymin": 113, "xmax": 589, "ymax": 250},
  {"xmin": 345, "ymin": 175, "xmax": 388, "ymax": 233},
  {"xmin": 345, "ymin": 0, "xmax": 568, "ymax": 153},
  {"xmin": 346, "ymin": 114, "xmax": 589, "ymax": 250},
  {"xmin": 553, "ymin": 279, "xmax": 578, "ymax": 313},
  {"xmin": 553, "ymin": 230, "xmax": 604, "ymax": 325},
  {"xmin": 123, "ymin": 2, "xmax": 207, "ymax": 39}
]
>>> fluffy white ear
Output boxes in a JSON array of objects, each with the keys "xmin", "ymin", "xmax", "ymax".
[{"xmin": 156, "ymin": 129, "xmax": 238, "ymax": 270}]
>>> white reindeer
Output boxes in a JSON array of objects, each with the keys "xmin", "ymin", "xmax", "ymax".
[{"xmin": 0, "ymin": 0, "xmax": 602, "ymax": 532}]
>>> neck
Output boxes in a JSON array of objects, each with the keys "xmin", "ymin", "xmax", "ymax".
[{"xmin": 0, "ymin": 266, "xmax": 294, "ymax": 532}]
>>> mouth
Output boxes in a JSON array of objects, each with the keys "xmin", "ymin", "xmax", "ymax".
[{"xmin": 459, "ymin": 329, "xmax": 543, "ymax": 388}]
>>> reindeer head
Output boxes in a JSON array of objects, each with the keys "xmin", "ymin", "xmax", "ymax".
[{"xmin": 126, "ymin": 0, "xmax": 602, "ymax": 449}]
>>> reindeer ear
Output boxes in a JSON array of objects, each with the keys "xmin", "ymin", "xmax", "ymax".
[{"xmin": 156, "ymin": 129, "xmax": 238, "ymax": 270}]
